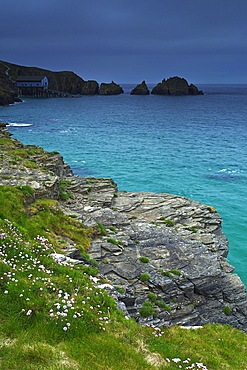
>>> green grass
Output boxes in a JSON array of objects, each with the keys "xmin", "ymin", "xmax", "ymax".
[
  {"xmin": 108, "ymin": 226, "xmax": 117, "ymax": 233},
  {"xmin": 96, "ymin": 222, "xmax": 107, "ymax": 236},
  {"xmin": 0, "ymin": 186, "xmax": 92, "ymax": 249},
  {"xmin": 107, "ymin": 238, "xmax": 123, "ymax": 246},
  {"xmin": 0, "ymin": 198, "xmax": 247, "ymax": 370}
]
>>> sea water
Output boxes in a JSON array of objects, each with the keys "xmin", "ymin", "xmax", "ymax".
[{"xmin": 1, "ymin": 84, "xmax": 247, "ymax": 287}]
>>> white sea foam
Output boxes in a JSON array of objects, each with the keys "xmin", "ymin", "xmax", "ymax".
[
  {"xmin": 218, "ymin": 168, "xmax": 241, "ymax": 174},
  {"xmin": 7, "ymin": 122, "xmax": 32, "ymax": 127}
]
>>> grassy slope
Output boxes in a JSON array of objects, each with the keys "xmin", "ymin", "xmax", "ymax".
[{"xmin": 0, "ymin": 137, "xmax": 247, "ymax": 370}]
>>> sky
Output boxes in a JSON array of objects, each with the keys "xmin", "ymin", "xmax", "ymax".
[{"xmin": 1, "ymin": 0, "xmax": 247, "ymax": 84}]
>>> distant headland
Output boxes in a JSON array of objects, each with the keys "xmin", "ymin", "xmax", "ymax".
[{"xmin": 0, "ymin": 60, "xmax": 203, "ymax": 105}]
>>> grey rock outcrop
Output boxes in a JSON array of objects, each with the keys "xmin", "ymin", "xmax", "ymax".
[
  {"xmin": 1, "ymin": 123, "xmax": 246, "ymax": 333},
  {"xmin": 130, "ymin": 81, "xmax": 150, "ymax": 95},
  {"xmin": 59, "ymin": 177, "xmax": 247, "ymax": 333}
]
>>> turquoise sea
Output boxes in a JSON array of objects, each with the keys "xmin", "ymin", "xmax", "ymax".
[{"xmin": 1, "ymin": 84, "xmax": 247, "ymax": 287}]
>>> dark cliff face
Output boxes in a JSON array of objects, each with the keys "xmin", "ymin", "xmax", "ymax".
[
  {"xmin": 151, "ymin": 77, "xmax": 203, "ymax": 96},
  {"xmin": 130, "ymin": 81, "xmax": 150, "ymax": 95},
  {"xmin": 0, "ymin": 62, "xmax": 21, "ymax": 105}
]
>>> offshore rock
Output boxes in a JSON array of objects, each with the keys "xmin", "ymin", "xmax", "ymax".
[
  {"xmin": 151, "ymin": 76, "xmax": 203, "ymax": 96},
  {"xmin": 0, "ymin": 124, "xmax": 246, "ymax": 333},
  {"xmin": 130, "ymin": 81, "xmax": 150, "ymax": 95},
  {"xmin": 99, "ymin": 81, "xmax": 124, "ymax": 95}
]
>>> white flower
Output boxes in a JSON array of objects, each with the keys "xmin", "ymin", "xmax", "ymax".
[{"xmin": 172, "ymin": 358, "xmax": 181, "ymax": 363}]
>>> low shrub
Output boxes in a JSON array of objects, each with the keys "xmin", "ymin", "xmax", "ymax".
[
  {"xmin": 139, "ymin": 301, "xmax": 157, "ymax": 318},
  {"xmin": 139, "ymin": 257, "xmax": 149, "ymax": 263},
  {"xmin": 140, "ymin": 273, "xmax": 150, "ymax": 282},
  {"xmin": 157, "ymin": 300, "xmax": 172, "ymax": 311},
  {"xmin": 148, "ymin": 292, "xmax": 157, "ymax": 302},
  {"xmin": 223, "ymin": 305, "xmax": 231, "ymax": 315}
]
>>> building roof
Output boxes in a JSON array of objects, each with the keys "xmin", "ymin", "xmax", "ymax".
[{"xmin": 16, "ymin": 76, "xmax": 47, "ymax": 82}]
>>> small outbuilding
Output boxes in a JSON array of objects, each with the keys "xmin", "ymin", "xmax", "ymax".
[{"xmin": 16, "ymin": 76, "xmax": 49, "ymax": 97}]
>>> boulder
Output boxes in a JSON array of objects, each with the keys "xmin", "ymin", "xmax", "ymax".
[
  {"xmin": 99, "ymin": 81, "xmax": 124, "ymax": 95},
  {"xmin": 130, "ymin": 81, "xmax": 150, "ymax": 95},
  {"xmin": 151, "ymin": 76, "xmax": 203, "ymax": 95}
]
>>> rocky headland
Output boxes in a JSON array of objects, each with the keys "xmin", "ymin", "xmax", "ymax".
[
  {"xmin": 0, "ymin": 122, "xmax": 246, "ymax": 333},
  {"xmin": 0, "ymin": 60, "xmax": 99, "ymax": 104}
]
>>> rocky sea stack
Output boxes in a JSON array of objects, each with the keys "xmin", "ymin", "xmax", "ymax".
[
  {"xmin": 0, "ymin": 123, "xmax": 246, "ymax": 333},
  {"xmin": 130, "ymin": 81, "xmax": 150, "ymax": 95},
  {"xmin": 151, "ymin": 76, "xmax": 203, "ymax": 95},
  {"xmin": 99, "ymin": 81, "xmax": 124, "ymax": 95}
]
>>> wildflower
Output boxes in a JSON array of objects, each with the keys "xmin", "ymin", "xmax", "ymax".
[
  {"xmin": 63, "ymin": 326, "xmax": 68, "ymax": 331},
  {"xmin": 172, "ymin": 358, "xmax": 181, "ymax": 363},
  {"xmin": 4, "ymin": 290, "xmax": 8, "ymax": 294}
]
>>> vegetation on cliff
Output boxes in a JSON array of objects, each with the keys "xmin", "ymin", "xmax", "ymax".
[
  {"xmin": 0, "ymin": 62, "xmax": 21, "ymax": 105},
  {"xmin": 0, "ymin": 127, "xmax": 246, "ymax": 369}
]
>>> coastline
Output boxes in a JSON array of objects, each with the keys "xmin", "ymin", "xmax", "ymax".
[{"xmin": 1, "ymin": 122, "xmax": 247, "ymax": 332}]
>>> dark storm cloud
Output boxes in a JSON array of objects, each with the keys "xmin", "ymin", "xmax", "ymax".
[{"xmin": 1, "ymin": 0, "xmax": 247, "ymax": 83}]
